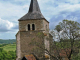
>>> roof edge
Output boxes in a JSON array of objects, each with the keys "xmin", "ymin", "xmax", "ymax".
[{"xmin": 18, "ymin": 18, "xmax": 49, "ymax": 23}]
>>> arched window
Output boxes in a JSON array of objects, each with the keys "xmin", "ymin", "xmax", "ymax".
[
  {"xmin": 32, "ymin": 24, "xmax": 35, "ymax": 30},
  {"xmin": 28, "ymin": 24, "xmax": 30, "ymax": 31}
]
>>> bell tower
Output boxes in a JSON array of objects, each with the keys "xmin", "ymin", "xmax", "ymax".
[{"xmin": 16, "ymin": 0, "xmax": 51, "ymax": 60}]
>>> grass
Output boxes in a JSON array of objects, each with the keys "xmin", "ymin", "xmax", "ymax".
[{"xmin": 0, "ymin": 44, "xmax": 16, "ymax": 52}]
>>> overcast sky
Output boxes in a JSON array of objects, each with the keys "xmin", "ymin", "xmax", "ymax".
[{"xmin": 0, "ymin": 0, "xmax": 80, "ymax": 39}]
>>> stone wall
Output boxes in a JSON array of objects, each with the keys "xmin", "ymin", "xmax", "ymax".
[
  {"xmin": 19, "ymin": 20, "xmax": 44, "ymax": 31},
  {"xmin": 43, "ymin": 20, "xmax": 49, "ymax": 33},
  {"xmin": 20, "ymin": 31, "xmax": 45, "ymax": 58},
  {"xmin": 19, "ymin": 19, "xmax": 49, "ymax": 32},
  {"xmin": 16, "ymin": 32, "xmax": 21, "ymax": 60},
  {"xmin": 16, "ymin": 19, "xmax": 51, "ymax": 60}
]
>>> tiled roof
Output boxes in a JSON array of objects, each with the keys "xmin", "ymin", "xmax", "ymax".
[
  {"xmin": 59, "ymin": 49, "xmax": 71, "ymax": 57},
  {"xmin": 25, "ymin": 54, "xmax": 36, "ymax": 60},
  {"xmin": 54, "ymin": 49, "xmax": 71, "ymax": 58}
]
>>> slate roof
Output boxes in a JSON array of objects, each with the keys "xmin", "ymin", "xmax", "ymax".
[{"xmin": 19, "ymin": 0, "xmax": 45, "ymax": 21}]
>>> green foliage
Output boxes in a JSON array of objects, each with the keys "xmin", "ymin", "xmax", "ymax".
[
  {"xmin": 55, "ymin": 20, "xmax": 80, "ymax": 40},
  {"xmin": 3, "ymin": 44, "xmax": 16, "ymax": 52},
  {"xmin": 55, "ymin": 25, "xmax": 62, "ymax": 32},
  {"xmin": 0, "ymin": 44, "xmax": 16, "ymax": 52},
  {"xmin": 0, "ymin": 39, "xmax": 16, "ymax": 60},
  {"xmin": 72, "ymin": 52, "xmax": 80, "ymax": 60},
  {"xmin": 36, "ymin": 32, "xmax": 44, "ymax": 38},
  {"xmin": 53, "ymin": 41, "xmax": 71, "ymax": 49},
  {"xmin": 53, "ymin": 40, "xmax": 80, "ymax": 60},
  {"xmin": 0, "ymin": 43, "xmax": 16, "ymax": 60},
  {"xmin": 0, "ymin": 48, "xmax": 16, "ymax": 60}
]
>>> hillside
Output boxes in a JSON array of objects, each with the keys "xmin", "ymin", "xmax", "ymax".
[
  {"xmin": 0, "ymin": 39, "xmax": 16, "ymax": 51},
  {"xmin": 3, "ymin": 44, "xmax": 16, "ymax": 51},
  {"xmin": 0, "ymin": 39, "xmax": 16, "ymax": 44},
  {"xmin": 0, "ymin": 43, "xmax": 16, "ymax": 60}
]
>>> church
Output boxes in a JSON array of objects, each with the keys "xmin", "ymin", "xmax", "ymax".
[{"xmin": 16, "ymin": 0, "xmax": 53, "ymax": 60}]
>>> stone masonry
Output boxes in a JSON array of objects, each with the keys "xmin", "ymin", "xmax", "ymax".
[{"xmin": 16, "ymin": 0, "xmax": 52, "ymax": 60}]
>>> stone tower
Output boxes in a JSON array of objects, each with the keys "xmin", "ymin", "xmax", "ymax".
[{"xmin": 16, "ymin": 0, "xmax": 52, "ymax": 60}]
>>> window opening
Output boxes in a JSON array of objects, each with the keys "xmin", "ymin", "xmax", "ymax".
[
  {"xmin": 46, "ymin": 25, "xmax": 47, "ymax": 30},
  {"xmin": 32, "ymin": 24, "xmax": 35, "ymax": 30},
  {"xmin": 28, "ymin": 24, "xmax": 30, "ymax": 31}
]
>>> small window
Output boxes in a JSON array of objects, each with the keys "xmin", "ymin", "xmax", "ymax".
[
  {"xmin": 32, "ymin": 24, "xmax": 35, "ymax": 30},
  {"xmin": 46, "ymin": 25, "xmax": 47, "ymax": 30},
  {"xmin": 28, "ymin": 24, "xmax": 30, "ymax": 31}
]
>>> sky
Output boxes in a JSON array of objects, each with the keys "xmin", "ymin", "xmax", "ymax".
[{"xmin": 0, "ymin": 0, "xmax": 80, "ymax": 39}]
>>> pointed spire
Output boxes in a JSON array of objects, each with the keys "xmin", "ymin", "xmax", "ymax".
[
  {"xmin": 19, "ymin": 0, "xmax": 45, "ymax": 20},
  {"xmin": 28, "ymin": 0, "xmax": 41, "ymax": 13}
]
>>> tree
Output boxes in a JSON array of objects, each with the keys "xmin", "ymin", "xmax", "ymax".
[
  {"xmin": 50, "ymin": 20, "xmax": 80, "ymax": 60},
  {"xmin": 0, "ymin": 47, "xmax": 16, "ymax": 60},
  {"xmin": 30, "ymin": 20, "xmax": 80, "ymax": 60},
  {"xmin": 29, "ymin": 32, "xmax": 59, "ymax": 60}
]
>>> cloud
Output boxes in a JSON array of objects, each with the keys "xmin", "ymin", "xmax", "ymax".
[
  {"xmin": 0, "ymin": 1, "xmax": 29, "ymax": 23},
  {"xmin": 0, "ymin": 0, "xmax": 30, "ymax": 6},
  {"xmin": 49, "ymin": 9, "xmax": 80, "ymax": 30},
  {"xmin": 0, "ymin": 0, "xmax": 80, "ymax": 39},
  {"xmin": 12, "ymin": 23, "xmax": 19, "ymax": 29},
  {"xmin": 37, "ymin": 0, "xmax": 80, "ymax": 21},
  {"xmin": 46, "ymin": 0, "xmax": 80, "ymax": 30},
  {"xmin": 55, "ymin": 0, "xmax": 80, "ymax": 4},
  {"xmin": 0, "ymin": 18, "xmax": 14, "ymax": 32}
]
